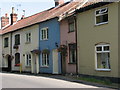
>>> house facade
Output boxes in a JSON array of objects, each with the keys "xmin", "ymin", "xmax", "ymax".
[
  {"xmin": 11, "ymin": 25, "xmax": 39, "ymax": 73},
  {"xmin": 60, "ymin": 16, "xmax": 77, "ymax": 74},
  {"xmin": 76, "ymin": 2, "xmax": 120, "ymax": 82},
  {"xmin": 0, "ymin": 31, "xmax": 2, "ymax": 69},
  {"xmin": 39, "ymin": 18, "xmax": 61, "ymax": 74}
]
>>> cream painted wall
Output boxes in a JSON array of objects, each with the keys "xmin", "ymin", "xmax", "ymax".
[
  {"xmin": 0, "ymin": 34, "xmax": 2, "ymax": 68},
  {"xmin": 2, "ymin": 33, "xmax": 12, "ymax": 67},
  {"xmin": 118, "ymin": 2, "xmax": 120, "ymax": 78},
  {"xmin": 11, "ymin": 24, "xmax": 39, "ymax": 72},
  {"xmin": 77, "ymin": 3, "xmax": 119, "ymax": 78}
]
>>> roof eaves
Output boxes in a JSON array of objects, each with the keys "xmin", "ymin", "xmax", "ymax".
[{"xmin": 76, "ymin": 2, "xmax": 113, "ymax": 13}]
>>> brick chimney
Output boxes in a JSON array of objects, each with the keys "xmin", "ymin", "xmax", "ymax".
[
  {"xmin": 1, "ymin": 13, "xmax": 9, "ymax": 28},
  {"xmin": 54, "ymin": 0, "xmax": 64, "ymax": 6},
  {"xmin": 10, "ymin": 7, "xmax": 18, "ymax": 25}
]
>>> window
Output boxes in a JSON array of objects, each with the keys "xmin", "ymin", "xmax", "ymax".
[
  {"xmin": 69, "ymin": 44, "xmax": 76, "ymax": 63},
  {"xmin": 95, "ymin": 44, "xmax": 111, "ymax": 70},
  {"xmin": 15, "ymin": 34, "xmax": 20, "ymax": 45},
  {"xmin": 25, "ymin": 54, "xmax": 31, "ymax": 67},
  {"xmin": 4, "ymin": 37, "xmax": 9, "ymax": 48},
  {"xmin": 41, "ymin": 53, "xmax": 49, "ymax": 66},
  {"xmin": 15, "ymin": 53, "xmax": 20, "ymax": 65},
  {"xmin": 69, "ymin": 21, "xmax": 75, "ymax": 32},
  {"xmin": 95, "ymin": 7, "xmax": 108, "ymax": 25},
  {"xmin": 41, "ymin": 28, "xmax": 48, "ymax": 40},
  {"xmin": 26, "ymin": 33, "xmax": 31, "ymax": 43}
]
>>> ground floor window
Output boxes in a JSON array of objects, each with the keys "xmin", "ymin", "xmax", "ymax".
[
  {"xmin": 69, "ymin": 44, "xmax": 76, "ymax": 63},
  {"xmin": 25, "ymin": 54, "xmax": 31, "ymax": 67},
  {"xmin": 42, "ymin": 53, "xmax": 49, "ymax": 67},
  {"xmin": 95, "ymin": 44, "xmax": 110, "ymax": 70},
  {"xmin": 15, "ymin": 53, "xmax": 20, "ymax": 66}
]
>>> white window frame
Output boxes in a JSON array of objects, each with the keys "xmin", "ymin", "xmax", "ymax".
[
  {"xmin": 41, "ymin": 27, "xmax": 48, "ymax": 40},
  {"xmin": 95, "ymin": 44, "xmax": 111, "ymax": 71},
  {"xmin": 41, "ymin": 53, "xmax": 49, "ymax": 67},
  {"xmin": 25, "ymin": 32, "xmax": 31, "ymax": 43},
  {"xmin": 25, "ymin": 53, "xmax": 32, "ymax": 67},
  {"xmin": 95, "ymin": 7, "xmax": 108, "ymax": 26}
]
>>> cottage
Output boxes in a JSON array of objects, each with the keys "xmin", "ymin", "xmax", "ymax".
[{"xmin": 76, "ymin": 1, "xmax": 120, "ymax": 82}]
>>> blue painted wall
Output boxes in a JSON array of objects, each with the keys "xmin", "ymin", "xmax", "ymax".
[{"xmin": 39, "ymin": 18, "xmax": 61, "ymax": 74}]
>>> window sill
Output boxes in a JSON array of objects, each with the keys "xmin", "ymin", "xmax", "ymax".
[
  {"xmin": 68, "ymin": 63, "xmax": 76, "ymax": 64},
  {"xmin": 25, "ymin": 66, "xmax": 31, "ymax": 68},
  {"xmin": 41, "ymin": 39, "xmax": 48, "ymax": 41},
  {"xmin": 25, "ymin": 42, "xmax": 31, "ymax": 44},
  {"xmin": 95, "ymin": 22, "xmax": 108, "ymax": 26},
  {"xmin": 95, "ymin": 69, "xmax": 111, "ymax": 72},
  {"xmin": 41, "ymin": 66, "xmax": 49, "ymax": 68},
  {"xmin": 4, "ymin": 46, "xmax": 8, "ymax": 48},
  {"xmin": 68, "ymin": 31, "xmax": 75, "ymax": 33}
]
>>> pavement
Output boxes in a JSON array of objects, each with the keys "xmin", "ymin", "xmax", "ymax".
[{"xmin": 1, "ymin": 71, "xmax": 119, "ymax": 89}]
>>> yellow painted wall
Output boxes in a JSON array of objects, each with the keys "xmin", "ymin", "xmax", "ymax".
[{"xmin": 77, "ymin": 3, "xmax": 119, "ymax": 78}]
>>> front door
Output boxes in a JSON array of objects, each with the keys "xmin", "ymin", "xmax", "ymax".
[
  {"xmin": 53, "ymin": 49, "xmax": 58, "ymax": 74},
  {"xmin": 8, "ymin": 55, "xmax": 11, "ymax": 71}
]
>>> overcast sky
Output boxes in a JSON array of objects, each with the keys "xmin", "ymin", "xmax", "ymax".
[{"xmin": 0, "ymin": 0, "xmax": 70, "ymax": 28}]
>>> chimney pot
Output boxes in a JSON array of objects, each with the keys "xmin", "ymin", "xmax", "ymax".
[{"xmin": 54, "ymin": 0, "xmax": 64, "ymax": 6}]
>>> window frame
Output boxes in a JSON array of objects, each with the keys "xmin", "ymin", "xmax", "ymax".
[
  {"xmin": 25, "ymin": 32, "xmax": 31, "ymax": 43},
  {"xmin": 25, "ymin": 53, "xmax": 32, "ymax": 67},
  {"xmin": 15, "ymin": 34, "xmax": 20, "ymax": 45},
  {"xmin": 69, "ymin": 43, "xmax": 76, "ymax": 64},
  {"xmin": 15, "ymin": 53, "xmax": 20, "ymax": 66},
  {"xmin": 95, "ymin": 7, "xmax": 108, "ymax": 26},
  {"xmin": 95, "ymin": 44, "xmax": 111, "ymax": 71},
  {"xmin": 41, "ymin": 53, "xmax": 49, "ymax": 67},
  {"xmin": 41, "ymin": 27, "xmax": 48, "ymax": 40},
  {"xmin": 4, "ymin": 37, "xmax": 9, "ymax": 48}
]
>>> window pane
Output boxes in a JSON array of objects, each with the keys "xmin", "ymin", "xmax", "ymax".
[
  {"xmin": 104, "ymin": 46, "xmax": 109, "ymax": 51},
  {"xmin": 102, "ymin": 14, "xmax": 108, "ymax": 22},
  {"xmin": 96, "ymin": 47, "xmax": 102, "ymax": 51},
  {"xmin": 96, "ymin": 16, "xmax": 101, "ymax": 24},
  {"xmin": 4, "ymin": 37, "xmax": 8, "ymax": 47},
  {"xmin": 97, "ymin": 52, "xmax": 110, "ymax": 69},
  {"xmin": 69, "ymin": 22, "xmax": 74, "ymax": 32},
  {"xmin": 15, "ymin": 53, "xmax": 20, "ymax": 65}
]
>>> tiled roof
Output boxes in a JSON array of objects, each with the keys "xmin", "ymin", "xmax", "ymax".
[
  {"xmin": 2, "ymin": 1, "xmax": 80, "ymax": 34},
  {"xmin": 1, "ymin": 0, "xmax": 111, "ymax": 34}
]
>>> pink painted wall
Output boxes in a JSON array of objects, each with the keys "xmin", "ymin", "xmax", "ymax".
[{"xmin": 60, "ymin": 19, "xmax": 76, "ymax": 74}]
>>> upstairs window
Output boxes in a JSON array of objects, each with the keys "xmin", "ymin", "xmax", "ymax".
[
  {"xmin": 15, "ymin": 34, "xmax": 20, "ymax": 45},
  {"xmin": 41, "ymin": 28, "xmax": 48, "ymax": 40},
  {"xmin": 95, "ymin": 44, "xmax": 111, "ymax": 70},
  {"xmin": 4, "ymin": 37, "xmax": 9, "ymax": 48},
  {"xmin": 26, "ymin": 33, "xmax": 31, "ymax": 43},
  {"xmin": 69, "ymin": 21, "xmax": 75, "ymax": 32},
  {"xmin": 95, "ymin": 7, "xmax": 108, "ymax": 25},
  {"xmin": 25, "ymin": 54, "xmax": 31, "ymax": 67}
]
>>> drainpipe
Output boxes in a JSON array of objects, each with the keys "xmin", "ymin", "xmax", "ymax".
[{"xmin": 74, "ymin": 14, "xmax": 78, "ymax": 75}]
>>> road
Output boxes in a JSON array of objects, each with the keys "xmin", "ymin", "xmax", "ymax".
[{"xmin": 0, "ymin": 73, "xmax": 114, "ymax": 89}]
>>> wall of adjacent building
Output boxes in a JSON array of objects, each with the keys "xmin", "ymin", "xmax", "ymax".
[
  {"xmin": 118, "ymin": 2, "xmax": 120, "ymax": 78},
  {"xmin": 2, "ymin": 33, "xmax": 12, "ymax": 68},
  {"xmin": 39, "ymin": 18, "xmax": 61, "ymax": 74},
  {"xmin": 60, "ymin": 19, "xmax": 76, "ymax": 74},
  {"xmin": 12, "ymin": 24, "xmax": 39, "ymax": 72},
  {"xmin": 0, "ymin": 34, "xmax": 2, "ymax": 68},
  {"xmin": 77, "ymin": 3, "xmax": 119, "ymax": 78}
]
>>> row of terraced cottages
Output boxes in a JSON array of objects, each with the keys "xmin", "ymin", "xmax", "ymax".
[{"xmin": 0, "ymin": 0, "xmax": 120, "ymax": 83}]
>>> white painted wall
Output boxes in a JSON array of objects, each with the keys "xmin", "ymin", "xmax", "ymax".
[
  {"xmin": 0, "ymin": 34, "xmax": 2, "ymax": 68},
  {"xmin": 12, "ymin": 24, "xmax": 39, "ymax": 72}
]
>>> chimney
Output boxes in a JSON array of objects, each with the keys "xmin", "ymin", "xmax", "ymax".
[
  {"xmin": 10, "ymin": 7, "xmax": 18, "ymax": 25},
  {"xmin": 1, "ymin": 13, "xmax": 9, "ymax": 28},
  {"xmin": 21, "ymin": 15, "xmax": 25, "ymax": 19},
  {"xmin": 54, "ymin": 0, "xmax": 64, "ymax": 6}
]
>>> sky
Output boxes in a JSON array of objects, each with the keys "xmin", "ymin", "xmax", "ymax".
[{"xmin": 0, "ymin": 0, "xmax": 70, "ymax": 29}]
